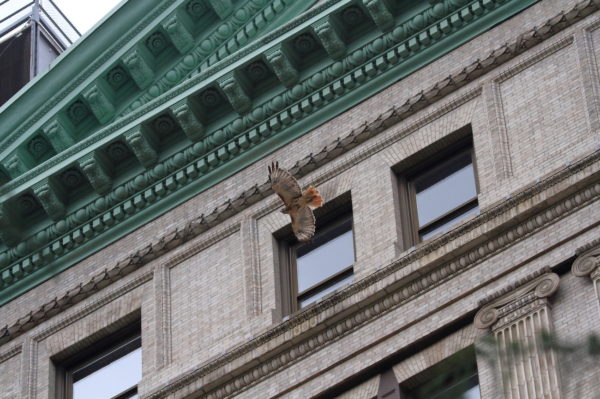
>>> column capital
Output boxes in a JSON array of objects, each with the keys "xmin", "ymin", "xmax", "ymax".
[
  {"xmin": 475, "ymin": 268, "xmax": 559, "ymax": 330},
  {"xmin": 572, "ymin": 239, "xmax": 600, "ymax": 279}
]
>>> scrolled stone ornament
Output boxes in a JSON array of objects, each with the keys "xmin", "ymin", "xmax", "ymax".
[
  {"xmin": 534, "ymin": 273, "xmax": 560, "ymax": 298},
  {"xmin": 474, "ymin": 306, "xmax": 498, "ymax": 329},
  {"xmin": 18, "ymin": 194, "xmax": 38, "ymax": 213},
  {"xmin": 572, "ymin": 247, "xmax": 600, "ymax": 277}
]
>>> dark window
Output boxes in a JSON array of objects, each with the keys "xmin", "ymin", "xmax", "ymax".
[
  {"xmin": 55, "ymin": 326, "xmax": 142, "ymax": 399},
  {"xmin": 398, "ymin": 143, "xmax": 478, "ymax": 245},
  {"xmin": 277, "ymin": 200, "xmax": 355, "ymax": 315},
  {"xmin": 402, "ymin": 347, "xmax": 481, "ymax": 399}
]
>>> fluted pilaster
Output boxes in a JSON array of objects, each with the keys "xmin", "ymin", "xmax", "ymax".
[{"xmin": 475, "ymin": 270, "xmax": 562, "ymax": 399}]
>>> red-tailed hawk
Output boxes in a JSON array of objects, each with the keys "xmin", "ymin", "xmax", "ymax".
[{"xmin": 268, "ymin": 161, "xmax": 324, "ymax": 242}]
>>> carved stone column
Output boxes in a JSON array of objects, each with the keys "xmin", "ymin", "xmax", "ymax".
[
  {"xmin": 572, "ymin": 240, "xmax": 600, "ymax": 309},
  {"xmin": 475, "ymin": 270, "xmax": 561, "ymax": 399}
]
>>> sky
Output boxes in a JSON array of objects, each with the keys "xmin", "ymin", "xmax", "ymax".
[{"xmin": 52, "ymin": 0, "xmax": 123, "ymax": 35}]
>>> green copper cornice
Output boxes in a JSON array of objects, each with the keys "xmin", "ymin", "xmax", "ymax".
[
  {"xmin": 0, "ymin": 0, "xmax": 317, "ymax": 177},
  {"xmin": 0, "ymin": 0, "xmax": 540, "ymax": 304}
]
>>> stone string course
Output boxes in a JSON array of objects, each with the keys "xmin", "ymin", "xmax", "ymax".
[{"xmin": 0, "ymin": 0, "xmax": 598, "ymax": 348}]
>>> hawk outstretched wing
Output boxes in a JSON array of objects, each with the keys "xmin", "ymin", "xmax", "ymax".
[
  {"xmin": 268, "ymin": 161, "xmax": 302, "ymax": 207},
  {"xmin": 290, "ymin": 206, "xmax": 316, "ymax": 242},
  {"xmin": 268, "ymin": 161, "xmax": 323, "ymax": 242}
]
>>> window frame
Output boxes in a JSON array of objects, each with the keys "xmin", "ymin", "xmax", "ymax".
[
  {"xmin": 398, "ymin": 143, "xmax": 479, "ymax": 247},
  {"xmin": 401, "ymin": 346, "xmax": 481, "ymax": 399},
  {"xmin": 278, "ymin": 206, "xmax": 355, "ymax": 316},
  {"xmin": 55, "ymin": 324, "xmax": 142, "ymax": 399}
]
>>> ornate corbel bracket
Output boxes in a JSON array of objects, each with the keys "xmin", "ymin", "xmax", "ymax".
[
  {"xmin": 162, "ymin": 12, "xmax": 194, "ymax": 54},
  {"xmin": 82, "ymin": 83, "xmax": 115, "ymax": 124},
  {"xmin": 78, "ymin": 152, "xmax": 112, "ymax": 195},
  {"xmin": 572, "ymin": 239, "xmax": 600, "ymax": 280},
  {"xmin": 475, "ymin": 270, "xmax": 559, "ymax": 330},
  {"xmin": 312, "ymin": 18, "xmax": 346, "ymax": 60},
  {"xmin": 218, "ymin": 73, "xmax": 252, "ymax": 115},
  {"xmin": 265, "ymin": 45, "xmax": 299, "ymax": 88},
  {"xmin": 124, "ymin": 127, "xmax": 158, "ymax": 168},
  {"xmin": 122, "ymin": 47, "xmax": 155, "ymax": 89},
  {"xmin": 42, "ymin": 118, "xmax": 75, "ymax": 153},
  {"xmin": 32, "ymin": 179, "xmax": 66, "ymax": 221},
  {"xmin": 363, "ymin": 0, "xmax": 394, "ymax": 32},
  {"xmin": 170, "ymin": 99, "xmax": 205, "ymax": 142}
]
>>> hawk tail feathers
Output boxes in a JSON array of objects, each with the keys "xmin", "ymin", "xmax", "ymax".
[{"xmin": 302, "ymin": 186, "xmax": 323, "ymax": 208}]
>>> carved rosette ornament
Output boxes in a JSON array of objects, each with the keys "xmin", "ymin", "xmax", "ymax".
[{"xmin": 475, "ymin": 270, "xmax": 562, "ymax": 399}]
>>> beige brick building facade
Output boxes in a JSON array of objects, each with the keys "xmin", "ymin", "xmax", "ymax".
[{"xmin": 0, "ymin": 0, "xmax": 599, "ymax": 398}]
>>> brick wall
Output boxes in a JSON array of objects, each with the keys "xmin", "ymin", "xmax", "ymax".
[{"xmin": 1, "ymin": 0, "xmax": 599, "ymax": 398}]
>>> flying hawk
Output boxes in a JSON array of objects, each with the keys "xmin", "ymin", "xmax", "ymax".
[{"xmin": 268, "ymin": 161, "xmax": 324, "ymax": 242}]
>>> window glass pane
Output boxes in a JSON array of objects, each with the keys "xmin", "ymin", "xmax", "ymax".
[
  {"xmin": 73, "ymin": 347, "xmax": 141, "ymax": 399},
  {"xmin": 415, "ymin": 162, "xmax": 477, "ymax": 227},
  {"xmin": 463, "ymin": 385, "xmax": 481, "ymax": 399},
  {"xmin": 429, "ymin": 380, "xmax": 480, "ymax": 399},
  {"xmin": 420, "ymin": 204, "xmax": 479, "ymax": 240},
  {"xmin": 296, "ymin": 229, "xmax": 354, "ymax": 293},
  {"xmin": 299, "ymin": 272, "xmax": 353, "ymax": 308}
]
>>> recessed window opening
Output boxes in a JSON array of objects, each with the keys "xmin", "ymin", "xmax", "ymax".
[
  {"xmin": 295, "ymin": 214, "xmax": 354, "ymax": 308},
  {"xmin": 396, "ymin": 137, "xmax": 479, "ymax": 248},
  {"xmin": 276, "ymin": 195, "xmax": 355, "ymax": 315},
  {"xmin": 412, "ymin": 148, "xmax": 478, "ymax": 241},
  {"xmin": 56, "ymin": 325, "xmax": 142, "ymax": 399}
]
